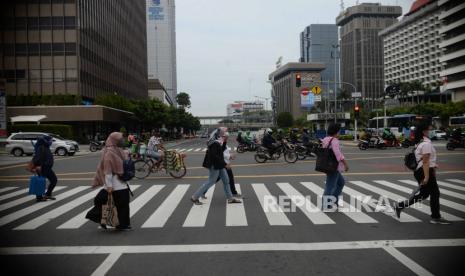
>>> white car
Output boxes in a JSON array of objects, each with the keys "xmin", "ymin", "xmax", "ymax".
[
  {"xmin": 431, "ymin": 130, "xmax": 447, "ymax": 140},
  {"xmin": 5, "ymin": 132, "xmax": 79, "ymax": 157}
]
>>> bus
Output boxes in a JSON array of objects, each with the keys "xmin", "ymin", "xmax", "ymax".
[
  {"xmin": 450, "ymin": 116, "xmax": 465, "ymax": 128},
  {"xmin": 368, "ymin": 116, "xmax": 391, "ymax": 129},
  {"xmin": 389, "ymin": 114, "xmax": 432, "ymax": 129}
]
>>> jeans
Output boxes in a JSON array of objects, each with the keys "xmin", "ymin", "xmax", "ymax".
[
  {"xmin": 193, "ymin": 167, "xmax": 233, "ymax": 200},
  {"xmin": 398, "ymin": 168, "xmax": 440, "ymax": 219},
  {"xmin": 214, "ymin": 168, "xmax": 238, "ymax": 194},
  {"xmin": 323, "ymin": 171, "xmax": 345, "ymax": 208},
  {"xmin": 37, "ymin": 167, "xmax": 57, "ymax": 199}
]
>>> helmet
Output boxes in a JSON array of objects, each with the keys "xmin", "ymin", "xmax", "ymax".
[
  {"xmin": 277, "ymin": 129, "xmax": 283, "ymax": 134},
  {"xmin": 303, "ymin": 128, "xmax": 309, "ymax": 133},
  {"xmin": 265, "ymin": 128, "xmax": 273, "ymax": 135},
  {"xmin": 292, "ymin": 128, "xmax": 299, "ymax": 133}
]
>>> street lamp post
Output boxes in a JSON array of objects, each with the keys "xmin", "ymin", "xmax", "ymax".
[{"xmin": 331, "ymin": 44, "xmax": 340, "ymax": 123}]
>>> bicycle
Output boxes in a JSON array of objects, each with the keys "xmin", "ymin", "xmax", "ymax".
[{"xmin": 134, "ymin": 150, "xmax": 187, "ymax": 179}]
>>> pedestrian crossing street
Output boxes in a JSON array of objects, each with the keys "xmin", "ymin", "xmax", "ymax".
[{"xmin": 1, "ymin": 179, "xmax": 465, "ymax": 231}]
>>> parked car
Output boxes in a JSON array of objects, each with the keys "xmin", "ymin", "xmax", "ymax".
[
  {"xmin": 6, "ymin": 132, "xmax": 79, "ymax": 157},
  {"xmin": 200, "ymin": 133, "xmax": 209, "ymax": 138},
  {"xmin": 431, "ymin": 130, "xmax": 447, "ymax": 140}
]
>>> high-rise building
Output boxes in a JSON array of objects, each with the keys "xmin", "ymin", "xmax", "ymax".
[
  {"xmin": 300, "ymin": 24, "xmax": 339, "ymax": 92},
  {"xmin": 146, "ymin": 0, "xmax": 177, "ymax": 104},
  {"xmin": 438, "ymin": 0, "xmax": 465, "ymax": 101},
  {"xmin": 336, "ymin": 3, "xmax": 402, "ymax": 109},
  {"xmin": 380, "ymin": 0, "xmax": 443, "ymax": 88},
  {"xmin": 0, "ymin": 0, "xmax": 148, "ymax": 100}
]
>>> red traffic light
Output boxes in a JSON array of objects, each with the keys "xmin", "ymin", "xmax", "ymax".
[
  {"xmin": 354, "ymin": 106, "xmax": 360, "ymax": 111},
  {"xmin": 296, "ymin": 74, "xmax": 301, "ymax": 79}
]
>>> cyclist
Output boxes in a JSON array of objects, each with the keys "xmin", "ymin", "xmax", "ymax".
[{"xmin": 146, "ymin": 131, "xmax": 165, "ymax": 166}]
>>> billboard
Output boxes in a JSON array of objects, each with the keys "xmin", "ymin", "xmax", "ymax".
[
  {"xmin": 148, "ymin": 0, "xmax": 165, "ymax": 21},
  {"xmin": 300, "ymin": 88, "xmax": 314, "ymax": 108}
]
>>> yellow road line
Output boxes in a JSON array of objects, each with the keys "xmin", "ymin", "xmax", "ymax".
[{"xmin": 0, "ymin": 153, "xmax": 91, "ymax": 171}]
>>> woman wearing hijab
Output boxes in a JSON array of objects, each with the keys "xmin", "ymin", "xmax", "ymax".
[
  {"xmin": 191, "ymin": 127, "xmax": 241, "ymax": 205},
  {"xmin": 88, "ymin": 132, "xmax": 132, "ymax": 230},
  {"xmin": 32, "ymin": 135, "xmax": 57, "ymax": 202}
]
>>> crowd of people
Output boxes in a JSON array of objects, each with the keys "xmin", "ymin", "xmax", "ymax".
[{"xmin": 26, "ymin": 118, "xmax": 452, "ymax": 231}]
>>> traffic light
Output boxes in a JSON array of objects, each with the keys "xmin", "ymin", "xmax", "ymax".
[
  {"xmin": 296, "ymin": 74, "xmax": 301, "ymax": 87},
  {"xmin": 354, "ymin": 106, "xmax": 360, "ymax": 119}
]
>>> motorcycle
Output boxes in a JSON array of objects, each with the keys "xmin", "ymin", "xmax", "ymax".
[
  {"xmin": 254, "ymin": 139, "xmax": 298, "ymax": 163},
  {"xmin": 236, "ymin": 142, "xmax": 257, "ymax": 153},
  {"xmin": 295, "ymin": 141, "xmax": 319, "ymax": 160},
  {"xmin": 401, "ymin": 139, "xmax": 415, "ymax": 148},
  {"xmin": 383, "ymin": 137, "xmax": 402, "ymax": 149},
  {"xmin": 446, "ymin": 137, "xmax": 465, "ymax": 151},
  {"xmin": 358, "ymin": 136, "xmax": 386, "ymax": 150},
  {"xmin": 89, "ymin": 140, "xmax": 105, "ymax": 152}
]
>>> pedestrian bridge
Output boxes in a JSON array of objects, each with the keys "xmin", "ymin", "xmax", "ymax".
[{"xmin": 198, "ymin": 116, "xmax": 272, "ymax": 131}]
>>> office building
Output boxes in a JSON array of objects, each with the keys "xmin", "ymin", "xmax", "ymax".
[
  {"xmin": 1, "ymin": 0, "xmax": 148, "ymax": 100},
  {"xmin": 438, "ymin": 0, "xmax": 465, "ymax": 101},
  {"xmin": 336, "ymin": 3, "xmax": 402, "ymax": 109},
  {"xmin": 300, "ymin": 24, "xmax": 339, "ymax": 93},
  {"xmin": 380, "ymin": 0, "xmax": 443, "ymax": 88},
  {"xmin": 147, "ymin": 0, "xmax": 177, "ymax": 104},
  {"xmin": 269, "ymin": 62, "xmax": 325, "ymax": 120}
]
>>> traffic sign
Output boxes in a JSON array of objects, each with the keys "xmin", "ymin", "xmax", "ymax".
[
  {"xmin": 314, "ymin": 95, "xmax": 322, "ymax": 102},
  {"xmin": 351, "ymin": 92, "xmax": 362, "ymax": 98},
  {"xmin": 312, "ymin": 86, "xmax": 321, "ymax": 95},
  {"xmin": 301, "ymin": 88, "xmax": 310, "ymax": 96}
]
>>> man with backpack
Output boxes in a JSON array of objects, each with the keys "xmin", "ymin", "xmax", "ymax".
[{"xmin": 395, "ymin": 121, "xmax": 451, "ymax": 225}]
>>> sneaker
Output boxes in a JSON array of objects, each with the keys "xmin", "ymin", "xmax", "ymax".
[
  {"xmin": 191, "ymin": 197, "xmax": 203, "ymax": 205},
  {"xmin": 201, "ymin": 194, "xmax": 207, "ymax": 199},
  {"xmin": 232, "ymin": 193, "xmax": 242, "ymax": 198},
  {"xmin": 430, "ymin": 217, "xmax": 452, "ymax": 225},
  {"xmin": 100, "ymin": 224, "xmax": 107, "ymax": 230},
  {"xmin": 116, "ymin": 225, "xmax": 132, "ymax": 231},
  {"xmin": 394, "ymin": 203, "xmax": 402, "ymax": 219},
  {"xmin": 228, "ymin": 198, "xmax": 242, "ymax": 204}
]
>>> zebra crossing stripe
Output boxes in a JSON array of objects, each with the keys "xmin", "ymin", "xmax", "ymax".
[
  {"xmin": 0, "ymin": 186, "xmax": 67, "ymax": 212},
  {"xmin": 185, "ymin": 149, "xmax": 193, "ymax": 152},
  {"xmin": 251, "ymin": 183, "xmax": 292, "ymax": 226},
  {"xmin": 350, "ymin": 181, "xmax": 464, "ymax": 221},
  {"xmin": 129, "ymin": 185, "xmax": 163, "ymax": 217},
  {"xmin": 0, "ymin": 188, "xmax": 31, "ymax": 202},
  {"xmin": 226, "ymin": 184, "xmax": 247, "ymax": 226},
  {"xmin": 341, "ymin": 186, "xmax": 421, "ymax": 222},
  {"xmin": 0, "ymin": 186, "xmax": 88, "ymax": 227},
  {"xmin": 142, "ymin": 185, "xmax": 189, "ymax": 228},
  {"xmin": 437, "ymin": 180, "xmax": 465, "ymax": 192},
  {"xmin": 277, "ymin": 182, "xmax": 335, "ymax": 225},
  {"xmin": 183, "ymin": 185, "xmax": 215, "ymax": 227},
  {"xmin": 178, "ymin": 149, "xmax": 186, "ymax": 152},
  {"xmin": 398, "ymin": 180, "xmax": 465, "ymax": 201},
  {"xmin": 14, "ymin": 188, "xmax": 102, "ymax": 230},
  {"xmin": 375, "ymin": 180, "xmax": 465, "ymax": 213},
  {"xmin": 194, "ymin": 148, "xmax": 202, "ymax": 152},
  {"xmin": 300, "ymin": 182, "xmax": 378, "ymax": 224},
  {"xmin": 57, "ymin": 185, "xmax": 141, "ymax": 230},
  {"xmin": 202, "ymin": 148, "xmax": 207, "ymax": 152},
  {"xmin": 0, "ymin": 187, "xmax": 17, "ymax": 194},
  {"xmin": 447, "ymin": 179, "xmax": 465, "ymax": 185}
]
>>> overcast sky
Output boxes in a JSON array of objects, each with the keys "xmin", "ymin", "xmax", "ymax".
[{"xmin": 176, "ymin": 0, "xmax": 414, "ymax": 116}]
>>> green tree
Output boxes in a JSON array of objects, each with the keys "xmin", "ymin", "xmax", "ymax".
[
  {"xmin": 277, "ymin": 112, "xmax": 294, "ymax": 128},
  {"xmin": 176, "ymin": 92, "xmax": 191, "ymax": 109}
]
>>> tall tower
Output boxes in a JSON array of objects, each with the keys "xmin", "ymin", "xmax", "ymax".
[
  {"xmin": 147, "ymin": 0, "xmax": 178, "ymax": 104},
  {"xmin": 336, "ymin": 3, "xmax": 401, "ymax": 109}
]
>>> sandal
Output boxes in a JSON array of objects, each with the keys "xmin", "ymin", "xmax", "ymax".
[{"xmin": 191, "ymin": 197, "xmax": 202, "ymax": 205}]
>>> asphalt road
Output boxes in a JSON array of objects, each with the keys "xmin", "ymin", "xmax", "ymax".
[{"xmin": 0, "ymin": 137, "xmax": 464, "ymax": 276}]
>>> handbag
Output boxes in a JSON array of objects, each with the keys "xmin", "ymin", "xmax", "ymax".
[
  {"xmin": 29, "ymin": 175, "xmax": 46, "ymax": 196},
  {"xmin": 315, "ymin": 138, "xmax": 339, "ymax": 174},
  {"xmin": 101, "ymin": 194, "xmax": 119, "ymax": 227}
]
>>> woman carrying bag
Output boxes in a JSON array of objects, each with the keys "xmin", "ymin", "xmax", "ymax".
[
  {"xmin": 31, "ymin": 135, "xmax": 57, "ymax": 202},
  {"xmin": 87, "ymin": 132, "xmax": 132, "ymax": 230},
  {"xmin": 317, "ymin": 123, "xmax": 349, "ymax": 210}
]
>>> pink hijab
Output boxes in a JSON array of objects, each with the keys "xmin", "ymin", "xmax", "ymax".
[{"xmin": 92, "ymin": 132, "xmax": 126, "ymax": 187}]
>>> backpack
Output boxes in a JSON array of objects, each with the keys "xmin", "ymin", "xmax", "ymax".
[
  {"xmin": 120, "ymin": 158, "xmax": 135, "ymax": 181},
  {"xmin": 315, "ymin": 138, "xmax": 338, "ymax": 174},
  {"xmin": 404, "ymin": 139, "xmax": 422, "ymax": 171}
]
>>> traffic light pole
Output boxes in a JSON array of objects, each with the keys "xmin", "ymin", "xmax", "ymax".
[{"xmin": 354, "ymin": 98, "xmax": 358, "ymax": 142}]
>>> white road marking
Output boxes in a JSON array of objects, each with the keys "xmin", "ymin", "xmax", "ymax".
[
  {"xmin": 251, "ymin": 183, "xmax": 292, "ymax": 226},
  {"xmin": 129, "ymin": 185, "xmax": 163, "ymax": 217},
  {"xmin": 375, "ymin": 180, "xmax": 465, "ymax": 213},
  {"xmin": 194, "ymin": 148, "xmax": 202, "ymax": 152},
  {"xmin": 398, "ymin": 180, "xmax": 465, "ymax": 200},
  {"xmin": 0, "ymin": 188, "xmax": 30, "ymax": 202},
  {"xmin": 90, "ymin": 252, "xmax": 122, "ymax": 276},
  {"xmin": 383, "ymin": 246, "xmax": 434, "ymax": 276},
  {"xmin": 14, "ymin": 188, "xmax": 101, "ymax": 230},
  {"xmin": 178, "ymin": 149, "xmax": 186, "ymax": 152},
  {"xmin": 1, "ymin": 238, "xmax": 464, "ymax": 254},
  {"xmin": 300, "ymin": 182, "xmax": 377, "ymax": 223},
  {"xmin": 202, "ymin": 148, "xmax": 207, "ymax": 152},
  {"xmin": 350, "ymin": 181, "xmax": 463, "ymax": 221},
  {"xmin": 277, "ymin": 182, "xmax": 335, "ymax": 225},
  {"xmin": 437, "ymin": 180, "xmax": 465, "ymax": 192},
  {"xmin": 226, "ymin": 184, "xmax": 247, "ymax": 226},
  {"xmin": 0, "ymin": 186, "xmax": 88, "ymax": 227},
  {"xmin": 183, "ymin": 185, "xmax": 215, "ymax": 227},
  {"xmin": 0, "ymin": 187, "xmax": 67, "ymax": 212},
  {"xmin": 0, "ymin": 187, "xmax": 17, "ymax": 194},
  {"xmin": 57, "ymin": 186, "xmax": 140, "ymax": 230},
  {"xmin": 447, "ymin": 179, "xmax": 465, "ymax": 185},
  {"xmin": 142, "ymin": 184, "xmax": 189, "ymax": 228},
  {"xmin": 185, "ymin": 149, "xmax": 193, "ymax": 152}
]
